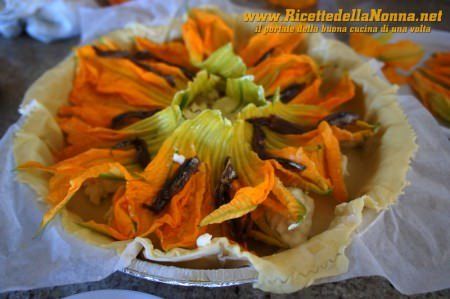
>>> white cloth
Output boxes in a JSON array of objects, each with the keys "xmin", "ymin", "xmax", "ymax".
[
  {"xmin": 0, "ymin": 0, "xmax": 97, "ymax": 42},
  {"xmin": 79, "ymin": 0, "xmax": 247, "ymax": 43}
]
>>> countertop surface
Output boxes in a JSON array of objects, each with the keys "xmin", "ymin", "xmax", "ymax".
[{"xmin": 1, "ymin": 1, "xmax": 450, "ymax": 298}]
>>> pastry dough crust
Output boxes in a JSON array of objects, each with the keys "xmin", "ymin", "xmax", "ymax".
[{"xmin": 13, "ymin": 17, "xmax": 417, "ymax": 293}]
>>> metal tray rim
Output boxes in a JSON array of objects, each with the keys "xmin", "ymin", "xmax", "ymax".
[{"xmin": 122, "ymin": 259, "xmax": 258, "ymax": 287}]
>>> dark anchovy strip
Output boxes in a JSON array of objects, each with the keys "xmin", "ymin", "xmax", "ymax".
[
  {"xmin": 273, "ymin": 157, "xmax": 306, "ymax": 171},
  {"xmin": 323, "ymin": 112, "xmax": 359, "ymax": 127},
  {"xmin": 253, "ymin": 48, "xmax": 274, "ymax": 66},
  {"xmin": 134, "ymin": 139, "xmax": 151, "ymax": 169},
  {"xmin": 250, "ymin": 124, "xmax": 268, "ymax": 159},
  {"xmin": 230, "ymin": 214, "xmax": 252, "ymax": 244},
  {"xmin": 128, "ymin": 59, "xmax": 176, "ymax": 87},
  {"xmin": 247, "ymin": 115, "xmax": 308, "ymax": 135},
  {"xmin": 210, "ymin": 157, "xmax": 251, "ymax": 243},
  {"xmin": 279, "ymin": 84, "xmax": 305, "ymax": 103},
  {"xmin": 176, "ymin": 67, "xmax": 195, "ymax": 81},
  {"xmin": 93, "ymin": 46, "xmax": 175, "ymax": 87},
  {"xmin": 147, "ymin": 157, "xmax": 200, "ymax": 213},
  {"xmin": 214, "ymin": 157, "xmax": 238, "ymax": 208},
  {"xmin": 93, "ymin": 47, "xmax": 134, "ymax": 58},
  {"xmin": 133, "ymin": 51, "xmax": 196, "ymax": 80},
  {"xmin": 111, "ymin": 110, "xmax": 160, "ymax": 129},
  {"xmin": 93, "ymin": 46, "xmax": 157, "ymax": 60},
  {"xmin": 112, "ymin": 138, "xmax": 150, "ymax": 168},
  {"xmin": 93, "ymin": 46, "xmax": 194, "ymax": 81},
  {"xmin": 249, "ymin": 124, "xmax": 306, "ymax": 171},
  {"xmin": 132, "ymin": 52, "xmax": 196, "ymax": 80},
  {"xmin": 132, "ymin": 51, "xmax": 158, "ymax": 60}
]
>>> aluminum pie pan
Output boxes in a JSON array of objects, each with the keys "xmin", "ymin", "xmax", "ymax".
[{"xmin": 122, "ymin": 259, "xmax": 258, "ymax": 287}]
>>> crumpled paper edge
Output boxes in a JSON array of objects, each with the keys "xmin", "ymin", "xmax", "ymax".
[{"xmin": 12, "ymin": 14, "xmax": 416, "ymax": 294}]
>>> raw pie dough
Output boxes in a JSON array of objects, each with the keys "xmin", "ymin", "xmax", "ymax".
[{"xmin": 13, "ymin": 13, "xmax": 416, "ymax": 293}]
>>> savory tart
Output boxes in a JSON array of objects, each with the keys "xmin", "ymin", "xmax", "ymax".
[{"xmin": 14, "ymin": 8, "xmax": 416, "ymax": 293}]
